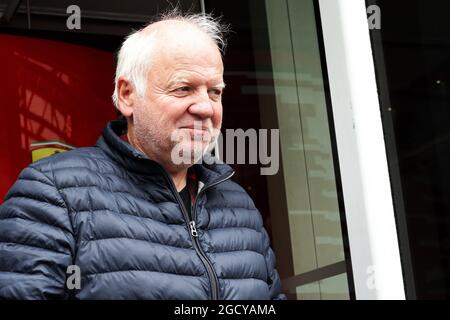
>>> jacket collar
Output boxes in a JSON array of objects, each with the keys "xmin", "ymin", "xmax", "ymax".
[{"xmin": 96, "ymin": 119, "xmax": 234, "ymax": 186}]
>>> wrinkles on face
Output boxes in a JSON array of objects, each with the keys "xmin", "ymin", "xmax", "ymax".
[{"xmin": 129, "ymin": 20, "xmax": 224, "ymax": 172}]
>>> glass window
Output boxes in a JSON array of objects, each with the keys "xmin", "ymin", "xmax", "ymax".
[
  {"xmin": 368, "ymin": 0, "xmax": 450, "ymax": 299},
  {"xmin": 208, "ymin": 0, "xmax": 354, "ymax": 299}
]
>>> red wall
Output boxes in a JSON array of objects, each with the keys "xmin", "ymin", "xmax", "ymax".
[{"xmin": 0, "ymin": 34, "xmax": 117, "ymax": 202}]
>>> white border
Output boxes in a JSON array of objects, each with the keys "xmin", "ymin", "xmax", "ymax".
[{"xmin": 318, "ymin": 0, "xmax": 405, "ymax": 299}]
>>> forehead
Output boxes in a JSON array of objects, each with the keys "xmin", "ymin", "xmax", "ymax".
[
  {"xmin": 152, "ymin": 56, "xmax": 224, "ymax": 88},
  {"xmin": 165, "ymin": 63, "xmax": 224, "ymax": 85},
  {"xmin": 147, "ymin": 22, "xmax": 224, "ymax": 84}
]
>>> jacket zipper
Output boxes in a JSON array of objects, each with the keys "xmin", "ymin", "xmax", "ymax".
[
  {"xmin": 158, "ymin": 165, "xmax": 234, "ymax": 300},
  {"xmin": 189, "ymin": 171, "xmax": 235, "ymax": 300}
]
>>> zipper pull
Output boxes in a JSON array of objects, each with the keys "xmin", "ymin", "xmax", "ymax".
[{"xmin": 189, "ymin": 220, "xmax": 198, "ymax": 237}]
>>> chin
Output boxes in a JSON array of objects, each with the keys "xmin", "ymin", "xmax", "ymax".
[{"xmin": 170, "ymin": 141, "xmax": 208, "ymax": 166}]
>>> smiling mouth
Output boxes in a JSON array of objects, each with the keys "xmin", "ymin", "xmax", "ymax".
[
  {"xmin": 181, "ymin": 126, "xmax": 210, "ymax": 131},
  {"xmin": 178, "ymin": 127, "xmax": 212, "ymax": 142},
  {"xmin": 180, "ymin": 126, "xmax": 211, "ymax": 136}
]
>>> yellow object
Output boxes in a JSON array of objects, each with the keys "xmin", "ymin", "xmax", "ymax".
[
  {"xmin": 30, "ymin": 141, "xmax": 75, "ymax": 163},
  {"xmin": 31, "ymin": 147, "xmax": 69, "ymax": 162}
]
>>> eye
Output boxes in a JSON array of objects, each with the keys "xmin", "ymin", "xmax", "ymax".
[
  {"xmin": 208, "ymin": 88, "xmax": 223, "ymax": 98},
  {"xmin": 174, "ymin": 86, "xmax": 191, "ymax": 93}
]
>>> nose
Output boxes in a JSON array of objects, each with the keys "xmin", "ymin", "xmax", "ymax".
[{"xmin": 188, "ymin": 89, "xmax": 214, "ymax": 119}]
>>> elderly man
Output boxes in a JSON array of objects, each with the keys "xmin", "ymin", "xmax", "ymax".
[{"xmin": 0, "ymin": 11, "xmax": 284, "ymax": 300}]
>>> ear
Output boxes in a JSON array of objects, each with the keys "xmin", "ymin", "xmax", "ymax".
[{"xmin": 116, "ymin": 77, "xmax": 138, "ymax": 117}]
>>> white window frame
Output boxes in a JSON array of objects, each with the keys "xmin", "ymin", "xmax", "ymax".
[{"xmin": 318, "ymin": 0, "xmax": 405, "ymax": 299}]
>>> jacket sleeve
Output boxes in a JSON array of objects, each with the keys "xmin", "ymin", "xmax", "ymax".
[
  {"xmin": 0, "ymin": 165, "xmax": 75, "ymax": 299},
  {"xmin": 261, "ymin": 227, "xmax": 287, "ymax": 300}
]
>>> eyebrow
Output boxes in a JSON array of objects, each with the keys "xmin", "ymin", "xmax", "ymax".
[
  {"xmin": 167, "ymin": 76, "xmax": 226, "ymax": 89},
  {"xmin": 216, "ymin": 82, "xmax": 226, "ymax": 89}
]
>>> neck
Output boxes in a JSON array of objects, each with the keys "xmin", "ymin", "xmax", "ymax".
[{"xmin": 169, "ymin": 168, "xmax": 188, "ymax": 192}]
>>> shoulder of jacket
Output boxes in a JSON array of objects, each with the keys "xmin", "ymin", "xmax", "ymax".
[
  {"xmin": 217, "ymin": 177, "xmax": 248, "ymax": 194},
  {"xmin": 215, "ymin": 178, "xmax": 260, "ymax": 211},
  {"xmin": 29, "ymin": 146, "xmax": 108, "ymax": 177}
]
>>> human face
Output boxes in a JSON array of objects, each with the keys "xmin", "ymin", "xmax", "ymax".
[{"xmin": 131, "ymin": 29, "xmax": 224, "ymax": 171}]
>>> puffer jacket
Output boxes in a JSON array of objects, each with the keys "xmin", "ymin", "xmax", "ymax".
[{"xmin": 0, "ymin": 119, "xmax": 285, "ymax": 300}]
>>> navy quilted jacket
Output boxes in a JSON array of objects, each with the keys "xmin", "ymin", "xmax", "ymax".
[{"xmin": 0, "ymin": 120, "xmax": 285, "ymax": 300}]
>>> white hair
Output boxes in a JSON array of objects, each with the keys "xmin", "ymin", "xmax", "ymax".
[{"xmin": 112, "ymin": 9, "xmax": 229, "ymax": 109}]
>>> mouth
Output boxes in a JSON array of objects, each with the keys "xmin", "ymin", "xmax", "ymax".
[
  {"xmin": 180, "ymin": 126, "xmax": 211, "ymax": 135},
  {"xmin": 181, "ymin": 125, "xmax": 210, "ymax": 131},
  {"xmin": 178, "ymin": 126, "xmax": 213, "ymax": 142}
]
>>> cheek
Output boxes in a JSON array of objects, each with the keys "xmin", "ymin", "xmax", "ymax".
[
  {"xmin": 160, "ymin": 99, "xmax": 189, "ymax": 122},
  {"xmin": 139, "ymin": 99, "xmax": 179, "ymax": 126},
  {"xmin": 213, "ymin": 104, "xmax": 223, "ymax": 127},
  {"xmin": 135, "ymin": 105, "xmax": 156, "ymax": 128}
]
